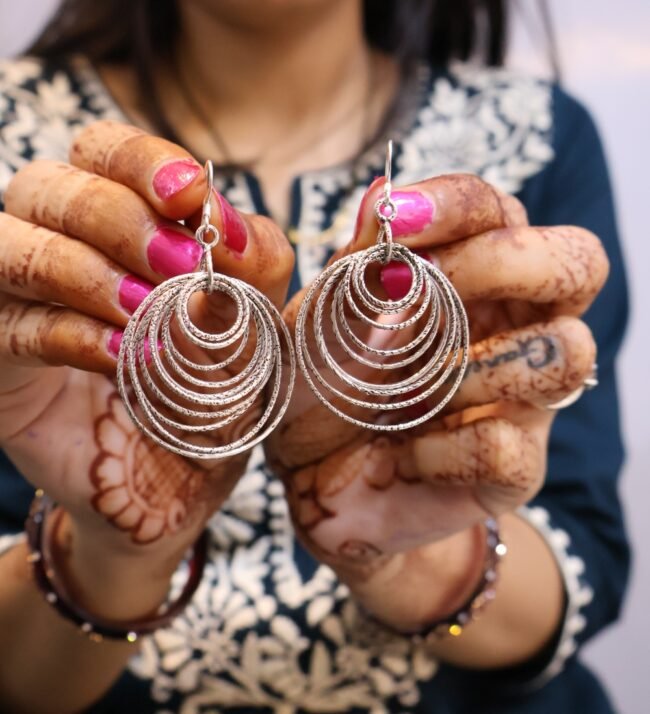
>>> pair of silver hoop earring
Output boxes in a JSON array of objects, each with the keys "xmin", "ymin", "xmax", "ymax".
[{"xmin": 117, "ymin": 141, "xmax": 470, "ymax": 459}]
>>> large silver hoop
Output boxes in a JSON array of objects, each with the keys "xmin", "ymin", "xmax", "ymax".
[
  {"xmin": 117, "ymin": 161, "xmax": 295, "ymax": 459},
  {"xmin": 294, "ymin": 141, "xmax": 469, "ymax": 431}
]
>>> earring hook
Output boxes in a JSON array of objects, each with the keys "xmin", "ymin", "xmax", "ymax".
[
  {"xmin": 383, "ymin": 139, "xmax": 393, "ymax": 199},
  {"xmin": 374, "ymin": 140, "xmax": 397, "ymax": 262},
  {"xmin": 202, "ymin": 160, "xmax": 215, "ymax": 226}
]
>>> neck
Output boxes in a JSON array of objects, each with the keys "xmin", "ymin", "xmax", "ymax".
[
  {"xmin": 174, "ymin": 0, "xmax": 369, "ymax": 132},
  {"xmin": 135, "ymin": 0, "xmax": 398, "ymax": 224}
]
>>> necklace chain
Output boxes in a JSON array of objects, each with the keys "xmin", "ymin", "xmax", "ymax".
[{"xmin": 169, "ymin": 53, "xmax": 397, "ymax": 247}]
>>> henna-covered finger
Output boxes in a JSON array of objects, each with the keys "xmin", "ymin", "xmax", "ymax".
[
  {"xmin": 0, "ymin": 213, "xmax": 153, "ymax": 325},
  {"xmin": 494, "ymin": 188, "xmax": 529, "ymax": 228},
  {"xmin": 400, "ymin": 413, "xmax": 547, "ymax": 502},
  {"xmin": 69, "ymin": 120, "xmax": 203, "ymax": 220},
  {"xmin": 0, "ymin": 293, "xmax": 121, "ymax": 373},
  {"xmin": 444, "ymin": 316, "xmax": 597, "ymax": 413},
  {"xmin": 5, "ymin": 160, "xmax": 200, "ymax": 285},
  {"xmin": 344, "ymin": 173, "xmax": 508, "ymax": 255},
  {"xmin": 430, "ymin": 225, "xmax": 609, "ymax": 316},
  {"xmin": 6, "ymin": 158, "xmax": 294, "ymax": 307}
]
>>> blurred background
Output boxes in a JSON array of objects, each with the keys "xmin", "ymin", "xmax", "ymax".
[{"xmin": 0, "ymin": 0, "xmax": 648, "ymax": 711}]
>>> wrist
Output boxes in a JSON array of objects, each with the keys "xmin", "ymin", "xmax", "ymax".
[
  {"xmin": 341, "ymin": 523, "xmax": 488, "ymax": 633},
  {"xmin": 51, "ymin": 509, "xmax": 190, "ymax": 622}
]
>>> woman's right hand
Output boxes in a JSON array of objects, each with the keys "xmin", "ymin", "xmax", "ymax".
[{"xmin": 0, "ymin": 121, "xmax": 294, "ymax": 615}]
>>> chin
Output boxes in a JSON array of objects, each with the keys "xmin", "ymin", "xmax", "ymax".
[{"xmin": 187, "ymin": 0, "xmax": 339, "ymax": 26}]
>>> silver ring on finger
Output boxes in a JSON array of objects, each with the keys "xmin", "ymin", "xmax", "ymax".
[{"xmin": 545, "ymin": 364, "xmax": 598, "ymax": 411}]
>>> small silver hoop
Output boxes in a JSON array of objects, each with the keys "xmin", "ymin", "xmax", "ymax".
[
  {"xmin": 375, "ymin": 197, "xmax": 398, "ymax": 224},
  {"xmin": 195, "ymin": 223, "xmax": 221, "ymax": 250}
]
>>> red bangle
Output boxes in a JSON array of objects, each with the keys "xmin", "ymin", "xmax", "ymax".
[{"xmin": 25, "ymin": 490, "xmax": 208, "ymax": 643}]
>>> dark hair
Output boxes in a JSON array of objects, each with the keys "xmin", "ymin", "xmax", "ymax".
[{"xmin": 28, "ymin": 0, "xmax": 557, "ymax": 141}]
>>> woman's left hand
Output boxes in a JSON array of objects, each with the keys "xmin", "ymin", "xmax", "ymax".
[{"xmin": 266, "ymin": 174, "xmax": 608, "ymax": 635}]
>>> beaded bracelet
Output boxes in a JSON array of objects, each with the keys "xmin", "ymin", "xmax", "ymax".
[
  {"xmin": 413, "ymin": 517, "xmax": 507, "ymax": 641},
  {"xmin": 25, "ymin": 490, "xmax": 208, "ymax": 643}
]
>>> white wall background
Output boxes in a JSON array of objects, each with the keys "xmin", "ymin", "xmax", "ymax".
[{"xmin": 0, "ymin": 0, "xmax": 648, "ymax": 711}]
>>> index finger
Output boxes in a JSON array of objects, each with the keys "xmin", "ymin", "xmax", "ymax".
[
  {"xmin": 69, "ymin": 120, "xmax": 206, "ymax": 220},
  {"xmin": 344, "ymin": 173, "xmax": 509, "ymax": 256}
]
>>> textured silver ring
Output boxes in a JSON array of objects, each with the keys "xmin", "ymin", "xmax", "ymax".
[
  {"xmin": 117, "ymin": 160, "xmax": 295, "ymax": 459},
  {"xmin": 295, "ymin": 242, "xmax": 469, "ymax": 431}
]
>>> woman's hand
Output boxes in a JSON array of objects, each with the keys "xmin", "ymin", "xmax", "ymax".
[
  {"xmin": 0, "ymin": 120, "xmax": 294, "ymax": 617},
  {"xmin": 267, "ymin": 174, "xmax": 607, "ymax": 646}
]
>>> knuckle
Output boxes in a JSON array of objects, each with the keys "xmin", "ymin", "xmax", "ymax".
[
  {"xmin": 550, "ymin": 316, "xmax": 597, "ymax": 390},
  {"xmin": 547, "ymin": 226, "xmax": 610, "ymax": 305},
  {"xmin": 471, "ymin": 418, "xmax": 533, "ymax": 488},
  {"xmin": 250, "ymin": 214, "xmax": 295, "ymax": 279}
]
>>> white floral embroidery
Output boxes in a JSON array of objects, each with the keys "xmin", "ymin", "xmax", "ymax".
[
  {"xmin": 0, "ymin": 55, "xmax": 588, "ymax": 713},
  {"xmin": 293, "ymin": 62, "xmax": 554, "ymax": 286},
  {"xmin": 517, "ymin": 505, "xmax": 592, "ymax": 688}
]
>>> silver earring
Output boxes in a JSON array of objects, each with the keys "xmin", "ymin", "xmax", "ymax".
[
  {"xmin": 295, "ymin": 141, "xmax": 469, "ymax": 431},
  {"xmin": 117, "ymin": 161, "xmax": 295, "ymax": 459}
]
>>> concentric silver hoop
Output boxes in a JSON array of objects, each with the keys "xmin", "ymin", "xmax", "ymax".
[
  {"xmin": 117, "ymin": 160, "xmax": 295, "ymax": 459},
  {"xmin": 295, "ymin": 244, "xmax": 469, "ymax": 431},
  {"xmin": 294, "ymin": 140, "xmax": 469, "ymax": 431}
]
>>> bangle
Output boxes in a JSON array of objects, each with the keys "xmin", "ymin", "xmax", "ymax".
[
  {"xmin": 413, "ymin": 518, "xmax": 507, "ymax": 641},
  {"xmin": 25, "ymin": 490, "xmax": 208, "ymax": 644}
]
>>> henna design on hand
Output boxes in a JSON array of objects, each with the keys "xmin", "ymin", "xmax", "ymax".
[{"xmin": 90, "ymin": 393, "xmax": 204, "ymax": 544}]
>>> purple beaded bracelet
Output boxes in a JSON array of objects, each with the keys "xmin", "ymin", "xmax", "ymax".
[
  {"xmin": 25, "ymin": 490, "xmax": 208, "ymax": 643},
  {"xmin": 414, "ymin": 517, "xmax": 507, "ymax": 641}
]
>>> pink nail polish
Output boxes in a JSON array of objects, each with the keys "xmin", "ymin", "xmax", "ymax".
[
  {"xmin": 152, "ymin": 160, "xmax": 201, "ymax": 201},
  {"xmin": 381, "ymin": 191, "xmax": 435, "ymax": 237},
  {"xmin": 215, "ymin": 191, "xmax": 247, "ymax": 255},
  {"xmin": 380, "ymin": 261, "xmax": 414, "ymax": 300},
  {"xmin": 118, "ymin": 275, "xmax": 154, "ymax": 315},
  {"xmin": 108, "ymin": 330, "xmax": 123, "ymax": 358},
  {"xmin": 147, "ymin": 227, "xmax": 202, "ymax": 278}
]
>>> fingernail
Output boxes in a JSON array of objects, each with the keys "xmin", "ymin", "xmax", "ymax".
[
  {"xmin": 152, "ymin": 160, "xmax": 201, "ymax": 201},
  {"xmin": 380, "ymin": 261, "xmax": 413, "ymax": 300},
  {"xmin": 108, "ymin": 330, "xmax": 162, "ymax": 364},
  {"xmin": 118, "ymin": 275, "xmax": 154, "ymax": 315},
  {"xmin": 215, "ymin": 191, "xmax": 247, "ymax": 255},
  {"xmin": 147, "ymin": 227, "xmax": 202, "ymax": 278},
  {"xmin": 108, "ymin": 330, "xmax": 123, "ymax": 358},
  {"xmin": 381, "ymin": 191, "xmax": 434, "ymax": 237}
]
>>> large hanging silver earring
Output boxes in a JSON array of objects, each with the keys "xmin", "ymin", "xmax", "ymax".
[
  {"xmin": 117, "ymin": 161, "xmax": 295, "ymax": 459},
  {"xmin": 295, "ymin": 141, "xmax": 469, "ymax": 431}
]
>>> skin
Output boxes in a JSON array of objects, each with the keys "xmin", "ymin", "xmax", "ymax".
[{"xmin": 0, "ymin": 0, "xmax": 609, "ymax": 712}]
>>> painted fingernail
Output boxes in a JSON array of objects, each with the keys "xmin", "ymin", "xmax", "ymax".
[
  {"xmin": 118, "ymin": 275, "xmax": 154, "ymax": 315},
  {"xmin": 380, "ymin": 261, "xmax": 413, "ymax": 300},
  {"xmin": 215, "ymin": 191, "xmax": 247, "ymax": 256},
  {"xmin": 147, "ymin": 226, "xmax": 202, "ymax": 278},
  {"xmin": 108, "ymin": 330, "xmax": 162, "ymax": 364},
  {"xmin": 152, "ymin": 160, "xmax": 201, "ymax": 201},
  {"xmin": 380, "ymin": 191, "xmax": 435, "ymax": 237},
  {"xmin": 108, "ymin": 330, "xmax": 123, "ymax": 358}
]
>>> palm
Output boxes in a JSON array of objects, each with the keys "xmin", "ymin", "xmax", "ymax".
[{"xmin": 0, "ymin": 316, "xmax": 251, "ymax": 547}]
